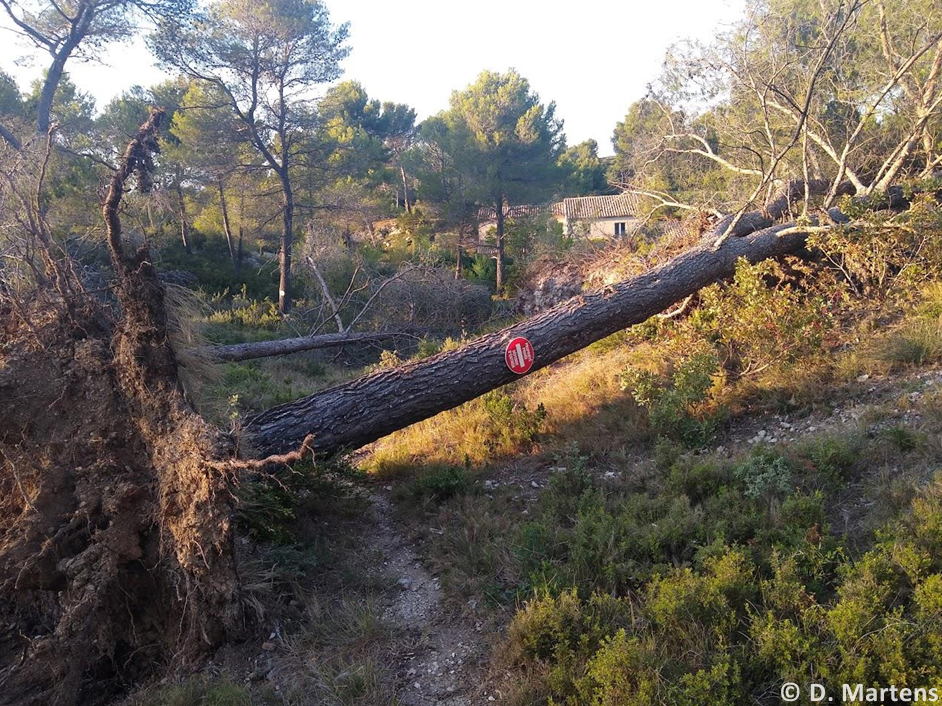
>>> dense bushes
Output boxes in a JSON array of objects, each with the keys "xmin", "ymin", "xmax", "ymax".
[
  {"xmin": 495, "ymin": 439, "xmax": 942, "ymax": 704},
  {"xmin": 157, "ymin": 239, "xmax": 285, "ymax": 300}
]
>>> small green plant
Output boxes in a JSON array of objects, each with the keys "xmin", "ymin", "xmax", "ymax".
[
  {"xmin": 883, "ymin": 424, "xmax": 920, "ymax": 452},
  {"xmin": 127, "ymin": 676, "xmax": 255, "ymax": 706},
  {"xmin": 620, "ymin": 351, "xmax": 724, "ymax": 446},
  {"xmin": 792, "ymin": 435, "xmax": 861, "ymax": 489},
  {"xmin": 374, "ymin": 349, "xmax": 402, "ymax": 369},
  {"xmin": 480, "ymin": 390, "xmax": 546, "ymax": 454},
  {"xmin": 733, "ymin": 447, "xmax": 793, "ymax": 500},
  {"xmin": 235, "ymin": 478, "xmax": 298, "ymax": 544}
]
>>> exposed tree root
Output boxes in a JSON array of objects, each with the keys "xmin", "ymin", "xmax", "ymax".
[{"xmin": 0, "ymin": 110, "xmax": 242, "ymax": 705}]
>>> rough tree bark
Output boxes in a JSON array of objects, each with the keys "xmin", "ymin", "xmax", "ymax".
[
  {"xmin": 175, "ymin": 180, "xmax": 192, "ymax": 254},
  {"xmin": 495, "ymin": 199, "xmax": 506, "ymax": 291},
  {"xmin": 279, "ymin": 173, "xmax": 294, "ymax": 313},
  {"xmin": 244, "ymin": 180, "xmax": 858, "ymax": 457}
]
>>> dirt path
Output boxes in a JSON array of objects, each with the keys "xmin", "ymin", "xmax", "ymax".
[{"xmin": 366, "ymin": 493, "xmax": 490, "ymax": 705}]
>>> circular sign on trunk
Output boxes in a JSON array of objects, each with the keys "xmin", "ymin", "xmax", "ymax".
[{"xmin": 505, "ymin": 336, "xmax": 535, "ymax": 375}]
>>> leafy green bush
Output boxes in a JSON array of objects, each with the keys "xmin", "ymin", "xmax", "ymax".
[
  {"xmin": 480, "ymin": 390, "xmax": 546, "ymax": 454},
  {"xmin": 692, "ymin": 258, "xmax": 829, "ymax": 377},
  {"xmin": 733, "ymin": 447, "xmax": 793, "ymax": 501},
  {"xmin": 620, "ymin": 351, "xmax": 724, "ymax": 446},
  {"xmin": 791, "ymin": 435, "xmax": 861, "ymax": 489}
]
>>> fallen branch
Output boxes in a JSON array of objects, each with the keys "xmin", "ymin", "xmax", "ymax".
[{"xmin": 196, "ymin": 330, "xmax": 411, "ymax": 362}]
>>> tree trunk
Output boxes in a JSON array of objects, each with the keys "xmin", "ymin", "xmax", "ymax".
[
  {"xmin": 217, "ymin": 177, "xmax": 237, "ymax": 270},
  {"xmin": 245, "ymin": 224, "xmax": 809, "ymax": 456},
  {"xmin": 35, "ymin": 51, "xmax": 69, "ymax": 137},
  {"xmin": 279, "ymin": 173, "xmax": 294, "ymax": 313},
  {"xmin": 0, "ymin": 120, "xmax": 20, "ymax": 150},
  {"xmin": 400, "ymin": 165, "xmax": 412, "ymax": 213},
  {"xmin": 197, "ymin": 330, "xmax": 409, "ymax": 362},
  {"xmin": 495, "ymin": 200, "xmax": 505, "ymax": 292},
  {"xmin": 237, "ymin": 189, "xmax": 246, "ymax": 272},
  {"xmin": 176, "ymin": 182, "xmax": 192, "ymax": 254},
  {"xmin": 244, "ymin": 179, "xmax": 880, "ymax": 458}
]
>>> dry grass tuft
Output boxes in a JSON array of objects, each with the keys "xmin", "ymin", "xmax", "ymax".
[
  {"xmin": 162, "ymin": 283, "xmax": 223, "ymax": 416},
  {"xmin": 271, "ymin": 594, "xmax": 402, "ymax": 705}
]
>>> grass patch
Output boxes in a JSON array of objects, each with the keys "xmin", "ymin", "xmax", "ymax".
[
  {"xmin": 276, "ymin": 595, "xmax": 401, "ymax": 706},
  {"xmin": 365, "ymin": 389, "xmax": 546, "ymax": 473},
  {"xmin": 126, "ymin": 676, "xmax": 268, "ymax": 706},
  {"xmin": 393, "ymin": 464, "xmax": 471, "ymax": 511}
]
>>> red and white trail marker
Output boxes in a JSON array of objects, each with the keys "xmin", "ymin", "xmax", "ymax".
[{"xmin": 505, "ymin": 336, "xmax": 535, "ymax": 375}]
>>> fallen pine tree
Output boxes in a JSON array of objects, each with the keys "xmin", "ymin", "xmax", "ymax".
[{"xmin": 244, "ymin": 179, "xmax": 886, "ymax": 457}]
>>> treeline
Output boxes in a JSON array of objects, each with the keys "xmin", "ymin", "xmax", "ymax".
[
  {"xmin": 0, "ymin": 0, "xmax": 618, "ymax": 312},
  {"xmin": 1, "ymin": 0, "xmax": 940, "ymax": 311}
]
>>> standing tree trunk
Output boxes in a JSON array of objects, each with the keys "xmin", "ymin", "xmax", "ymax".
[
  {"xmin": 217, "ymin": 177, "xmax": 237, "ymax": 271},
  {"xmin": 279, "ymin": 172, "xmax": 294, "ymax": 313},
  {"xmin": 495, "ymin": 199, "xmax": 505, "ymax": 292},
  {"xmin": 400, "ymin": 165, "xmax": 412, "ymax": 213},
  {"xmin": 175, "ymin": 181, "xmax": 192, "ymax": 254}
]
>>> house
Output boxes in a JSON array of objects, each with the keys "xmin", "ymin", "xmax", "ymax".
[
  {"xmin": 475, "ymin": 194, "xmax": 642, "ymax": 243},
  {"xmin": 560, "ymin": 194, "xmax": 641, "ymax": 238}
]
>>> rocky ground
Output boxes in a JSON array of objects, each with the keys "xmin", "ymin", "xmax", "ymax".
[{"xmin": 367, "ymin": 492, "xmax": 490, "ymax": 706}]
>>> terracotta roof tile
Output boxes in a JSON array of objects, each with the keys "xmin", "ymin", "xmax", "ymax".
[{"xmin": 562, "ymin": 194, "xmax": 640, "ymax": 220}]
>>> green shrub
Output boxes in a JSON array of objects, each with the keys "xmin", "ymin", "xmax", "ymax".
[
  {"xmin": 480, "ymin": 390, "xmax": 546, "ymax": 454},
  {"xmin": 620, "ymin": 351, "xmax": 724, "ymax": 447},
  {"xmin": 667, "ymin": 457, "xmax": 730, "ymax": 504},
  {"xmin": 792, "ymin": 435, "xmax": 861, "ymax": 489},
  {"xmin": 692, "ymin": 258, "xmax": 829, "ymax": 376},
  {"xmin": 235, "ymin": 477, "xmax": 299, "ymax": 544},
  {"xmin": 733, "ymin": 447, "xmax": 793, "ymax": 500},
  {"xmin": 883, "ymin": 424, "xmax": 920, "ymax": 452},
  {"xmin": 577, "ymin": 630, "xmax": 658, "ymax": 705}
]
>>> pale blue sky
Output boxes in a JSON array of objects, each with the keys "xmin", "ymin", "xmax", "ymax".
[{"xmin": 0, "ymin": 0, "xmax": 744, "ymax": 155}]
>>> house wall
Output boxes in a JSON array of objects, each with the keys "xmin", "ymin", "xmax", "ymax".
[{"xmin": 565, "ymin": 216, "xmax": 639, "ymax": 239}]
